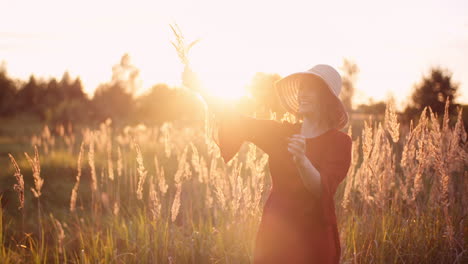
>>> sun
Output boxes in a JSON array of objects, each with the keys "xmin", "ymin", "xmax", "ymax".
[
  {"xmin": 202, "ymin": 80, "xmax": 247, "ymax": 101},
  {"xmin": 191, "ymin": 68, "xmax": 248, "ymax": 101},
  {"xmin": 187, "ymin": 39, "xmax": 250, "ymax": 101}
]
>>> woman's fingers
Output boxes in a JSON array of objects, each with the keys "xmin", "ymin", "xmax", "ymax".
[
  {"xmin": 288, "ymin": 137, "xmax": 306, "ymax": 149},
  {"xmin": 289, "ymin": 135, "xmax": 305, "ymax": 142},
  {"xmin": 291, "ymin": 134, "xmax": 305, "ymax": 140},
  {"xmin": 287, "ymin": 134, "xmax": 306, "ymax": 158},
  {"xmin": 288, "ymin": 142, "xmax": 305, "ymax": 156},
  {"xmin": 288, "ymin": 146, "xmax": 302, "ymax": 157},
  {"xmin": 290, "ymin": 134, "xmax": 306, "ymax": 142},
  {"xmin": 288, "ymin": 137, "xmax": 305, "ymax": 148},
  {"xmin": 288, "ymin": 141, "xmax": 304, "ymax": 152}
]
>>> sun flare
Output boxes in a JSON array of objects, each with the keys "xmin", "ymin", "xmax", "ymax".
[
  {"xmin": 201, "ymin": 80, "xmax": 247, "ymax": 100},
  {"xmin": 190, "ymin": 63, "xmax": 249, "ymax": 101}
]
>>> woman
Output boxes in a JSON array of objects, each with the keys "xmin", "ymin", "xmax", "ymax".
[{"xmin": 205, "ymin": 64, "xmax": 352, "ymax": 263}]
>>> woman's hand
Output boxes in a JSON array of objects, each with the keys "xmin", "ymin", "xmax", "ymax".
[
  {"xmin": 287, "ymin": 134, "xmax": 306, "ymax": 164},
  {"xmin": 288, "ymin": 134, "xmax": 322, "ymax": 197}
]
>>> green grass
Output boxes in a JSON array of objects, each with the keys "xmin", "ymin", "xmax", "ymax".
[{"xmin": 0, "ymin": 114, "xmax": 466, "ymax": 263}]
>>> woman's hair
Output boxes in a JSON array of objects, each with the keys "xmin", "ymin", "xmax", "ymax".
[{"xmin": 308, "ymin": 79, "xmax": 344, "ymax": 130}]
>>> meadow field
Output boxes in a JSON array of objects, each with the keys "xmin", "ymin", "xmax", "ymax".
[{"xmin": 0, "ymin": 101, "xmax": 467, "ymax": 264}]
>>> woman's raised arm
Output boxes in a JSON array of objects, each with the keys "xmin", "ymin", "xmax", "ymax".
[{"xmin": 194, "ymin": 90, "xmax": 293, "ymax": 163}]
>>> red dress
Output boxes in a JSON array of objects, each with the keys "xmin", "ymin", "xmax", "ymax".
[{"xmin": 214, "ymin": 114, "xmax": 352, "ymax": 264}]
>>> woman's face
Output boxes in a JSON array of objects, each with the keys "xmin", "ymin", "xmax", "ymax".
[{"xmin": 297, "ymin": 78, "xmax": 319, "ymax": 118}]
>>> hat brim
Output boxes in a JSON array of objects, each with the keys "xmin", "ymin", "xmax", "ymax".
[{"xmin": 274, "ymin": 72, "xmax": 349, "ymax": 130}]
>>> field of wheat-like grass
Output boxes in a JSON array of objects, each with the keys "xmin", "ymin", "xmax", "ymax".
[{"xmin": 0, "ymin": 100, "xmax": 467, "ymax": 264}]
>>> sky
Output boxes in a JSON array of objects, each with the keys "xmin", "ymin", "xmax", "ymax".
[{"xmin": 1, "ymin": 0, "xmax": 467, "ymax": 111}]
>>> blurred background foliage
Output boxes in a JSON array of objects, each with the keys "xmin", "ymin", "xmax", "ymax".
[{"xmin": 1, "ymin": 54, "xmax": 466, "ymax": 131}]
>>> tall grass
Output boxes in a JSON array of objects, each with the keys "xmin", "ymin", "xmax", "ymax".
[{"xmin": 0, "ymin": 100, "xmax": 467, "ymax": 263}]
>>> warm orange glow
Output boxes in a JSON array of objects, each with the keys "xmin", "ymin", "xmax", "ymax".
[
  {"xmin": 196, "ymin": 77, "xmax": 247, "ymax": 100},
  {"xmin": 1, "ymin": 0, "xmax": 467, "ymax": 108}
]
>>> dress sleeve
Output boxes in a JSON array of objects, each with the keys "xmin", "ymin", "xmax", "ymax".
[
  {"xmin": 213, "ymin": 112, "xmax": 290, "ymax": 163},
  {"xmin": 317, "ymin": 134, "xmax": 352, "ymax": 225}
]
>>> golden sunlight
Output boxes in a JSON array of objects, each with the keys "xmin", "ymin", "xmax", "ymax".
[
  {"xmin": 200, "ymin": 77, "xmax": 247, "ymax": 100},
  {"xmin": 190, "ymin": 54, "xmax": 249, "ymax": 100}
]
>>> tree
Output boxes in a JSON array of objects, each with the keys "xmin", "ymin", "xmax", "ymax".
[
  {"xmin": 0, "ymin": 65, "xmax": 17, "ymax": 116},
  {"xmin": 136, "ymin": 83, "xmax": 203, "ymax": 125},
  {"xmin": 247, "ymin": 72, "xmax": 283, "ymax": 117},
  {"xmin": 15, "ymin": 75, "xmax": 44, "ymax": 115},
  {"xmin": 46, "ymin": 73, "xmax": 90, "ymax": 124},
  {"xmin": 91, "ymin": 54, "xmax": 140, "ymax": 124},
  {"xmin": 404, "ymin": 66, "xmax": 459, "ymax": 122},
  {"xmin": 92, "ymin": 82, "xmax": 134, "ymax": 124},
  {"xmin": 59, "ymin": 72, "xmax": 87, "ymax": 100},
  {"xmin": 339, "ymin": 58, "xmax": 359, "ymax": 112},
  {"xmin": 355, "ymin": 100, "xmax": 387, "ymax": 116},
  {"xmin": 136, "ymin": 83, "xmax": 177, "ymax": 125},
  {"xmin": 111, "ymin": 54, "xmax": 142, "ymax": 95}
]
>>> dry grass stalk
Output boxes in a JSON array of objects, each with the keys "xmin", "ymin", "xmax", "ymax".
[
  {"xmin": 174, "ymin": 146, "xmax": 190, "ymax": 184},
  {"xmin": 342, "ymin": 126, "xmax": 360, "ymax": 210},
  {"xmin": 199, "ymin": 157, "xmax": 209, "ymax": 184},
  {"xmin": 25, "ymin": 145, "xmax": 43, "ymax": 198},
  {"xmin": 170, "ymin": 23, "xmax": 199, "ymax": 66},
  {"xmin": 230, "ymin": 162, "xmax": 244, "ymax": 214},
  {"xmin": 163, "ymin": 126, "xmax": 172, "ymax": 158},
  {"xmin": 134, "ymin": 142, "xmax": 147, "ymax": 200},
  {"xmin": 149, "ymin": 180, "xmax": 161, "ymax": 221},
  {"xmin": 40, "ymin": 125, "xmax": 53, "ymax": 154},
  {"xmin": 117, "ymin": 146, "xmax": 123, "ymax": 178},
  {"xmin": 214, "ymin": 175, "xmax": 227, "ymax": 210},
  {"xmin": 412, "ymin": 115, "xmax": 430, "ymax": 202},
  {"xmin": 246, "ymin": 143, "xmax": 257, "ymax": 173},
  {"xmin": 428, "ymin": 108, "xmax": 450, "ymax": 207},
  {"xmin": 154, "ymin": 155, "xmax": 168, "ymax": 195},
  {"xmin": 252, "ymin": 171, "xmax": 264, "ymax": 212},
  {"xmin": 358, "ymin": 120, "xmax": 374, "ymax": 204},
  {"xmin": 171, "ymin": 183, "xmax": 182, "ymax": 222},
  {"xmin": 171, "ymin": 146, "xmax": 190, "ymax": 222},
  {"xmin": 50, "ymin": 214, "xmax": 65, "ymax": 254},
  {"xmin": 371, "ymin": 123, "xmax": 390, "ymax": 208},
  {"xmin": 88, "ymin": 133, "xmax": 97, "ymax": 192},
  {"xmin": 211, "ymin": 157, "xmax": 228, "ymax": 210},
  {"xmin": 107, "ymin": 141, "xmax": 114, "ymax": 181},
  {"xmin": 401, "ymin": 108, "xmax": 427, "ymax": 202},
  {"xmin": 113, "ymin": 201, "xmax": 119, "ymax": 216},
  {"xmin": 70, "ymin": 142, "xmax": 85, "ymax": 212},
  {"xmin": 384, "ymin": 99, "xmax": 400, "ymax": 143},
  {"xmin": 205, "ymin": 181, "xmax": 214, "ymax": 208},
  {"xmin": 362, "ymin": 120, "xmax": 373, "ymax": 162},
  {"xmin": 8, "ymin": 154, "xmax": 24, "ymax": 210},
  {"xmin": 190, "ymin": 143, "xmax": 202, "ymax": 181},
  {"xmin": 209, "ymin": 154, "xmax": 218, "ymax": 182}
]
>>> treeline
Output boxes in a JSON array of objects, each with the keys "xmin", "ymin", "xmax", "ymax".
[
  {"xmin": 0, "ymin": 55, "xmax": 466, "ymax": 129},
  {"xmin": 0, "ymin": 71, "xmax": 89, "ymax": 123},
  {"xmin": 0, "ymin": 71, "xmax": 203, "ymax": 127},
  {"xmin": 0, "ymin": 59, "xmax": 206, "ymax": 127},
  {"xmin": 0, "ymin": 54, "xmax": 290, "ymax": 127}
]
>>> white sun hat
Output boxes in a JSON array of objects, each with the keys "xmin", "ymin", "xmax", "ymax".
[{"xmin": 274, "ymin": 64, "xmax": 349, "ymax": 129}]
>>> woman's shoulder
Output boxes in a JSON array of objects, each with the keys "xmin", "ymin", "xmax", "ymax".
[
  {"xmin": 331, "ymin": 128, "xmax": 352, "ymax": 144},
  {"xmin": 327, "ymin": 128, "xmax": 352, "ymax": 158},
  {"xmin": 279, "ymin": 119, "xmax": 302, "ymax": 135}
]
